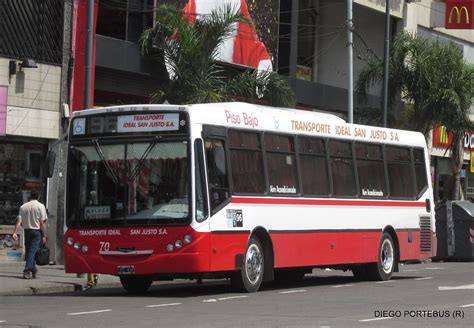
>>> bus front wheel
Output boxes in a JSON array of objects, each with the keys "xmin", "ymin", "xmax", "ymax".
[
  {"xmin": 231, "ymin": 237, "xmax": 264, "ymax": 293},
  {"xmin": 120, "ymin": 276, "xmax": 152, "ymax": 293}
]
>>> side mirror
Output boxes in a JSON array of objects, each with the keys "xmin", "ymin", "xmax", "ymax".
[
  {"xmin": 43, "ymin": 151, "xmax": 56, "ymax": 178},
  {"xmin": 213, "ymin": 146, "xmax": 227, "ymax": 176}
]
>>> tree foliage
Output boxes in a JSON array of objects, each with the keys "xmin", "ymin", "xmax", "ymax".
[
  {"xmin": 357, "ymin": 31, "xmax": 474, "ymax": 199},
  {"xmin": 139, "ymin": 4, "xmax": 295, "ymax": 107}
]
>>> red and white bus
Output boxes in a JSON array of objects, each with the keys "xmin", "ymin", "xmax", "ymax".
[{"xmin": 64, "ymin": 102, "xmax": 436, "ymax": 293}]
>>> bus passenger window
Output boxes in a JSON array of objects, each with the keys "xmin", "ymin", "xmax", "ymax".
[
  {"xmin": 329, "ymin": 140, "xmax": 356, "ymax": 197},
  {"xmin": 298, "ymin": 137, "xmax": 330, "ymax": 196},
  {"xmin": 229, "ymin": 130, "xmax": 265, "ymax": 194},
  {"xmin": 265, "ymin": 134, "xmax": 299, "ymax": 195},
  {"xmin": 205, "ymin": 139, "xmax": 230, "ymax": 212},
  {"xmin": 386, "ymin": 146, "xmax": 414, "ymax": 199},
  {"xmin": 355, "ymin": 143, "xmax": 386, "ymax": 198}
]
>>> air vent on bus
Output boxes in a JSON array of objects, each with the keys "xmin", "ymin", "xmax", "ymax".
[{"xmin": 419, "ymin": 216, "xmax": 432, "ymax": 252}]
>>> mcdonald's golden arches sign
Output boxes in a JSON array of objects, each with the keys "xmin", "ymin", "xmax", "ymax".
[
  {"xmin": 445, "ymin": 0, "xmax": 474, "ymax": 29},
  {"xmin": 433, "ymin": 126, "xmax": 474, "ymax": 150},
  {"xmin": 432, "ymin": 126, "xmax": 453, "ymax": 148}
]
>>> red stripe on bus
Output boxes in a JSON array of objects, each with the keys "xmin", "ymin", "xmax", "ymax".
[{"xmin": 231, "ymin": 196, "xmax": 426, "ymax": 207}]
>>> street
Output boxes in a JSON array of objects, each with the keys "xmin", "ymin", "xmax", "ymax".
[{"xmin": 0, "ymin": 262, "xmax": 473, "ymax": 327}]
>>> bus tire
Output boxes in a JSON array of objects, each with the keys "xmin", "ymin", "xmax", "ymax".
[
  {"xmin": 231, "ymin": 237, "xmax": 264, "ymax": 293},
  {"xmin": 368, "ymin": 233, "xmax": 396, "ymax": 281},
  {"xmin": 120, "ymin": 276, "xmax": 152, "ymax": 293}
]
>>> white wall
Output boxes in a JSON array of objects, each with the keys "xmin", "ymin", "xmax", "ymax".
[
  {"xmin": 316, "ymin": 2, "xmax": 387, "ymax": 96},
  {"xmin": 315, "ymin": 1, "xmax": 472, "ymax": 95},
  {"xmin": 404, "ymin": 1, "xmax": 474, "ymax": 43},
  {"xmin": 408, "ymin": 1, "xmax": 474, "ymax": 161},
  {"xmin": 0, "ymin": 58, "xmax": 61, "ymax": 139},
  {"xmin": 355, "ymin": 0, "xmax": 403, "ymax": 18}
]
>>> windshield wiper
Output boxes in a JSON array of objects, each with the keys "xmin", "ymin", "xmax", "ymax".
[
  {"xmin": 128, "ymin": 136, "xmax": 161, "ymax": 182},
  {"xmin": 92, "ymin": 139, "xmax": 120, "ymax": 184}
]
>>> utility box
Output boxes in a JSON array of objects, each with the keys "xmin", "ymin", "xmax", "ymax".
[{"xmin": 435, "ymin": 201, "xmax": 474, "ymax": 261}]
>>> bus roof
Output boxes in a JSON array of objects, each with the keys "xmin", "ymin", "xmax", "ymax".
[{"xmin": 72, "ymin": 102, "xmax": 427, "ymax": 148}]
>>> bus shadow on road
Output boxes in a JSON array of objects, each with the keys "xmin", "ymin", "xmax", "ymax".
[
  {"xmin": 263, "ymin": 274, "xmax": 356, "ymax": 290},
  {"xmin": 44, "ymin": 272, "xmax": 425, "ymax": 298}
]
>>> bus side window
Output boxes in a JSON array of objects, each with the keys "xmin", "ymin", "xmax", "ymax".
[
  {"xmin": 413, "ymin": 148, "xmax": 428, "ymax": 198},
  {"xmin": 329, "ymin": 140, "xmax": 357, "ymax": 197},
  {"xmin": 386, "ymin": 146, "xmax": 414, "ymax": 199},
  {"xmin": 205, "ymin": 138, "xmax": 230, "ymax": 212}
]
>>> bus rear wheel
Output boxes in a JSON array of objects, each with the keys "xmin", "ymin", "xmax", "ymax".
[
  {"xmin": 120, "ymin": 276, "xmax": 152, "ymax": 293},
  {"xmin": 368, "ymin": 233, "xmax": 396, "ymax": 281},
  {"xmin": 231, "ymin": 237, "xmax": 264, "ymax": 293}
]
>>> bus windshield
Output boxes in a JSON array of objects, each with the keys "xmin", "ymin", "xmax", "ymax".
[{"xmin": 66, "ymin": 139, "xmax": 190, "ymax": 227}]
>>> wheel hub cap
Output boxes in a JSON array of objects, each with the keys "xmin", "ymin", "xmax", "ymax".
[
  {"xmin": 381, "ymin": 239, "xmax": 394, "ymax": 274},
  {"xmin": 245, "ymin": 244, "xmax": 263, "ymax": 284}
]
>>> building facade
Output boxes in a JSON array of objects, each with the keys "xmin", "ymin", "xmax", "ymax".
[
  {"xmin": 404, "ymin": 1, "xmax": 474, "ymax": 202},
  {"xmin": 0, "ymin": 0, "xmax": 64, "ymax": 262}
]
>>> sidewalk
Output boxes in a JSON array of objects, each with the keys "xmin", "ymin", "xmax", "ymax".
[{"xmin": 0, "ymin": 262, "xmax": 122, "ymax": 296}]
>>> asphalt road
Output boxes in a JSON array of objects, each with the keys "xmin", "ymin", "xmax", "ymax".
[{"xmin": 0, "ymin": 262, "xmax": 473, "ymax": 328}]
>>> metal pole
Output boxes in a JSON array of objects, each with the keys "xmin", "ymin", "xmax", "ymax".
[
  {"xmin": 446, "ymin": 201, "xmax": 455, "ymax": 257},
  {"xmin": 84, "ymin": 0, "xmax": 94, "ymax": 109},
  {"xmin": 382, "ymin": 0, "xmax": 390, "ymax": 127},
  {"xmin": 55, "ymin": 0, "xmax": 74, "ymax": 265},
  {"xmin": 347, "ymin": 0, "xmax": 353, "ymax": 123},
  {"xmin": 289, "ymin": 0, "xmax": 299, "ymax": 81}
]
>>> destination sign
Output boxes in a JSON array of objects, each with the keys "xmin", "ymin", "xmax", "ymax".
[
  {"xmin": 70, "ymin": 112, "xmax": 187, "ymax": 138},
  {"xmin": 117, "ymin": 113, "xmax": 179, "ymax": 133}
]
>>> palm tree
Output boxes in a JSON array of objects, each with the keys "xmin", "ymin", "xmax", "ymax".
[
  {"xmin": 139, "ymin": 4, "xmax": 295, "ymax": 107},
  {"xmin": 357, "ymin": 31, "xmax": 474, "ymax": 200},
  {"xmin": 428, "ymin": 44, "xmax": 474, "ymax": 200}
]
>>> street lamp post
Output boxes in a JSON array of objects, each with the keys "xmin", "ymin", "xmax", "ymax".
[
  {"xmin": 382, "ymin": 0, "xmax": 391, "ymax": 127},
  {"xmin": 84, "ymin": 0, "xmax": 94, "ymax": 109}
]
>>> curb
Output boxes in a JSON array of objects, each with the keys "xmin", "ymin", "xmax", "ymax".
[
  {"xmin": 0, "ymin": 282, "xmax": 123, "ymax": 296},
  {"xmin": 0, "ymin": 286, "xmax": 76, "ymax": 296},
  {"xmin": 78, "ymin": 282, "xmax": 123, "ymax": 292}
]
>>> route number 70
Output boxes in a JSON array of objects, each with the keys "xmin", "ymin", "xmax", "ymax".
[{"xmin": 99, "ymin": 241, "xmax": 110, "ymax": 252}]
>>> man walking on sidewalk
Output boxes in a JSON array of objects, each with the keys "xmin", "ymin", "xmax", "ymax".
[{"xmin": 12, "ymin": 191, "xmax": 47, "ymax": 279}]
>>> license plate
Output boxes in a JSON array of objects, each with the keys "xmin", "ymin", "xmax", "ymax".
[{"xmin": 117, "ymin": 265, "xmax": 135, "ymax": 275}]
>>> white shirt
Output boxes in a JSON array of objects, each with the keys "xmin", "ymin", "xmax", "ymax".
[{"xmin": 18, "ymin": 200, "xmax": 47, "ymax": 230}]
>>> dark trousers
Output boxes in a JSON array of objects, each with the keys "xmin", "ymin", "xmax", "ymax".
[{"xmin": 24, "ymin": 229, "xmax": 41, "ymax": 273}]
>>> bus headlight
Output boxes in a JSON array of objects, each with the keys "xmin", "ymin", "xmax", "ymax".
[
  {"xmin": 81, "ymin": 245, "xmax": 89, "ymax": 253},
  {"xmin": 166, "ymin": 244, "xmax": 174, "ymax": 252},
  {"xmin": 184, "ymin": 235, "xmax": 192, "ymax": 244},
  {"xmin": 175, "ymin": 240, "xmax": 183, "ymax": 249},
  {"xmin": 67, "ymin": 237, "xmax": 74, "ymax": 246},
  {"xmin": 73, "ymin": 242, "xmax": 81, "ymax": 250}
]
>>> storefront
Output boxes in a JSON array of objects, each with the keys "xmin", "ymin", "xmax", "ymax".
[
  {"xmin": 430, "ymin": 126, "xmax": 473, "ymax": 203},
  {"xmin": 0, "ymin": 141, "xmax": 48, "ymax": 262}
]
